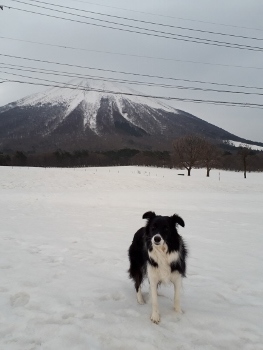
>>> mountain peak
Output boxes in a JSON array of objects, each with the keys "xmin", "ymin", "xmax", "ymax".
[
  {"xmin": 0, "ymin": 78, "xmax": 249, "ymax": 152},
  {"xmin": 11, "ymin": 78, "xmax": 176, "ymax": 113}
]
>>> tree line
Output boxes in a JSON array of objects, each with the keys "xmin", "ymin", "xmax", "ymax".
[
  {"xmin": 1, "ymin": 135, "xmax": 262, "ymax": 178},
  {"xmin": 173, "ymin": 134, "xmax": 258, "ymax": 178}
]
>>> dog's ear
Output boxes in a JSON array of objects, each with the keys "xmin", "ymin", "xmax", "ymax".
[
  {"xmin": 142, "ymin": 211, "xmax": 156, "ymax": 220},
  {"xmin": 172, "ymin": 214, "xmax": 185, "ymax": 228}
]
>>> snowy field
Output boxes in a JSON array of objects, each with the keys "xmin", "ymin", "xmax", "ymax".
[{"xmin": 0, "ymin": 166, "xmax": 262, "ymax": 350}]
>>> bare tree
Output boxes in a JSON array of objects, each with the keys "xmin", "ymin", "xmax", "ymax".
[
  {"xmin": 200, "ymin": 139, "xmax": 221, "ymax": 177},
  {"xmin": 173, "ymin": 134, "xmax": 204, "ymax": 176},
  {"xmin": 14, "ymin": 151, "xmax": 27, "ymax": 166},
  {"xmin": 238, "ymin": 145, "xmax": 253, "ymax": 179}
]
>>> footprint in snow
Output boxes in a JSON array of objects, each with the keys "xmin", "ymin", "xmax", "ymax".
[
  {"xmin": 82, "ymin": 312, "xmax": 95, "ymax": 319},
  {"xmin": 0, "ymin": 265, "xmax": 12, "ymax": 269},
  {"xmin": 29, "ymin": 246, "xmax": 41, "ymax": 254},
  {"xmin": 10, "ymin": 292, "xmax": 30, "ymax": 307},
  {"xmin": 98, "ymin": 292, "xmax": 125, "ymax": 302},
  {"xmin": 61, "ymin": 312, "xmax": 75, "ymax": 319},
  {"xmin": 115, "ymin": 309, "xmax": 140, "ymax": 317},
  {"xmin": 45, "ymin": 256, "xmax": 64, "ymax": 264}
]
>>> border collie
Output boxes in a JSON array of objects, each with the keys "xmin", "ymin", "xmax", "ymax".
[{"xmin": 128, "ymin": 211, "xmax": 187, "ymax": 324}]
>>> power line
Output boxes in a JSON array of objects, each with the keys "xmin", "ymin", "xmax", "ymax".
[
  {"xmin": 1, "ymin": 64, "xmax": 183, "ymax": 88},
  {"xmin": 17, "ymin": 0, "xmax": 263, "ymax": 42},
  {"xmin": 2, "ymin": 63, "xmax": 263, "ymax": 95},
  {"xmin": 9, "ymin": 0, "xmax": 263, "ymax": 50},
  {"xmin": 1, "ymin": 35, "xmax": 263, "ymax": 70},
  {"xmin": 1, "ymin": 53, "xmax": 263, "ymax": 90},
  {"xmin": 5, "ymin": 3, "xmax": 263, "ymax": 52},
  {"xmin": 2, "ymin": 76, "xmax": 263, "ymax": 109},
  {"xmin": 67, "ymin": 0, "xmax": 263, "ymax": 33}
]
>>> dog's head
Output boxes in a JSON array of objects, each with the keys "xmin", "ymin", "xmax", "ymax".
[{"xmin": 143, "ymin": 211, "xmax": 185, "ymax": 252}]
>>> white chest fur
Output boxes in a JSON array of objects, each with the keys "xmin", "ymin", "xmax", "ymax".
[{"xmin": 148, "ymin": 245, "xmax": 179, "ymax": 284}]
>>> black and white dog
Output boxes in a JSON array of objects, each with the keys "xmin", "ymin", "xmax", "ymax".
[{"xmin": 128, "ymin": 211, "xmax": 187, "ymax": 324}]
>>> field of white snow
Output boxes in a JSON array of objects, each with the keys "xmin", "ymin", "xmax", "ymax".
[{"xmin": 0, "ymin": 166, "xmax": 262, "ymax": 350}]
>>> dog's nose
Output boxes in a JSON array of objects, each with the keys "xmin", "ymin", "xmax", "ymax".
[{"xmin": 154, "ymin": 235, "xmax": 161, "ymax": 243}]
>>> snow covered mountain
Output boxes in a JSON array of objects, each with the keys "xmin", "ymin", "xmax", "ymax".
[{"xmin": 0, "ymin": 79, "xmax": 257, "ymax": 152}]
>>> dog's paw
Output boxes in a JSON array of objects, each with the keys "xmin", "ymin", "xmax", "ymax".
[
  {"xmin": 137, "ymin": 298, "xmax": 145, "ymax": 305},
  {"xmin": 150, "ymin": 311, "xmax": 160, "ymax": 324},
  {"xmin": 174, "ymin": 306, "xmax": 183, "ymax": 314},
  {"xmin": 136, "ymin": 293, "xmax": 145, "ymax": 305}
]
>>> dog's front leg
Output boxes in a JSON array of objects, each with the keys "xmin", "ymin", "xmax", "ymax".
[
  {"xmin": 171, "ymin": 272, "xmax": 183, "ymax": 313},
  {"xmin": 148, "ymin": 267, "xmax": 160, "ymax": 324}
]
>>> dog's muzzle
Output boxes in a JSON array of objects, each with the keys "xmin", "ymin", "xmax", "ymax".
[{"xmin": 153, "ymin": 234, "xmax": 162, "ymax": 245}]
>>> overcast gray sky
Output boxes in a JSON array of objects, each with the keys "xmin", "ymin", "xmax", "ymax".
[{"xmin": 1, "ymin": 0, "xmax": 263, "ymax": 142}]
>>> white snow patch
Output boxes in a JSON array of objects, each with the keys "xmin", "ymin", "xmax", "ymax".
[
  {"xmin": 225, "ymin": 140, "xmax": 263, "ymax": 151},
  {"xmin": 114, "ymin": 96, "xmax": 144, "ymax": 130},
  {"xmin": 81, "ymin": 91, "xmax": 101, "ymax": 134}
]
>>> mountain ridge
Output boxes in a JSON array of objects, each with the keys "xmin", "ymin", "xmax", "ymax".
[{"xmin": 0, "ymin": 79, "xmax": 262, "ymax": 152}]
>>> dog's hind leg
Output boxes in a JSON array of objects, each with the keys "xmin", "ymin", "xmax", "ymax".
[
  {"xmin": 135, "ymin": 272, "xmax": 145, "ymax": 305},
  {"xmin": 137, "ymin": 286, "xmax": 144, "ymax": 305}
]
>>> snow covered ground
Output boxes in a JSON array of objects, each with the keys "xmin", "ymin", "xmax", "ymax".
[
  {"xmin": 225, "ymin": 140, "xmax": 263, "ymax": 151},
  {"xmin": 0, "ymin": 166, "xmax": 262, "ymax": 350}
]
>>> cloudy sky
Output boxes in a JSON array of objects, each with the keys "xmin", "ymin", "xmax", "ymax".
[{"xmin": 1, "ymin": 0, "xmax": 263, "ymax": 142}]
